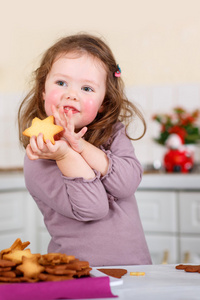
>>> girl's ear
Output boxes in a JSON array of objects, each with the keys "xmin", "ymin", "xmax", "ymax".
[{"xmin": 98, "ymin": 105, "xmax": 104, "ymax": 113}]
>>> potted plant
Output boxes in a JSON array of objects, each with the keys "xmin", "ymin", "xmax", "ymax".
[{"xmin": 152, "ymin": 107, "xmax": 200, "ymax": 173}]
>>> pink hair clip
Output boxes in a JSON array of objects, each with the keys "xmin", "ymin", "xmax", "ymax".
[{"xmin": 114, "ymin": 64, "xmax": 121, "ymax": 77}]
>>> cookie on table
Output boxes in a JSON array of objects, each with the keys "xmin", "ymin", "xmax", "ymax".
[
  {"xmin": 3, "ymin": 249, "xmax": 37, "ymax": 264},
  {"xmin": 16, "ymin": 256, "xmax": 45, "ymax": 279},
  {"xmin": 176, "ymin": 264, "xmax": 200, "ymax": 272},
  {"xmin": 0, "ymin": 239, "xmax": 92, "ymax": 283},
  {"xmin": 97, "ymin": 268, "xmax": 127, "ymax": 278},
  {"xmin": 0, "ymin": 238, "xmax": 30, "ymax": 259}
]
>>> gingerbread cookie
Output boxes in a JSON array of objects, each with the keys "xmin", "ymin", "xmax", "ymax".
[
  {"xmin": 38, "ymin": 273, "xmax": 74, "ymax": 281},
  {"xmin": 176, "ymin": 264, "xmax": 200, "ymax": 273},
  {"xmin": 0, "ymin": 259, "xmax": 16, "ymax": 268},
  {"xmin": 0, "ymin": 239, "xmax": 92, "ymax": 283},
  {"xmin": 23, "ymin": 116, "xmax": 63, "ymax": 145},
  {"xmin": 38, "ymin": 253, "xmax": 75, "ymax": 265},
  {"xmin": 97, "ymin": 268, "xmax": 127, "ymax": 278}
]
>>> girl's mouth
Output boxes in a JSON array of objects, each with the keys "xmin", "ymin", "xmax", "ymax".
[{"xmin": 63, "ymin": 106, "xmax": 79, "ymax": 114}]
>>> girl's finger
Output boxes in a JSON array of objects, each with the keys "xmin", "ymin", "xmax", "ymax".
[
  {"xmin": 51, "ymin": 104, "xmax": 57, "ymax": 115},
  {"xmin": 29, "ymin": 135, "xmax": 39, "ymax": 153},
  {"xmin": 76, "ymin": 127, "xmax": 87, "ymax": 139},
  {"xmin": 52, "ymin": 105, "xmax": 63, "ymax": 125},
  {"xmin": 26, "ymin": 144, "xmax": 39, "ymax": 160},
  {"xmin": 45, "ymin": 140, "xmax": 57, "ymax": 152},
  {"xmin": 37, "ymin": 133, "xmax": 45, "ymax": 150},
  {"xmin": 58, "ymin": 106, "xmax": 68, "ymax": 125},
  {"xmin": 66, "ymin": 110, "xmax": 74, "ymax": 133}
]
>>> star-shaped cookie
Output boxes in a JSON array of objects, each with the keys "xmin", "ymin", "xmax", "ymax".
[
  {"xmin": 3, "ymin": 249, "xmax": 34, "ymax": 264},
  {"xmin": 0, "ymin": 238, "xmax": 30, "ymax": 259},
  {"xmin": 23, "ymin": 116, "xmax": 63, "ymax": 144},
  {"xmin": 16, "ymin": 256, "xmax": 45, "ymax": 278}
]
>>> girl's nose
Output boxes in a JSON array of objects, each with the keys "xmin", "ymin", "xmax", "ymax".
[
  {"xmin": 66, "ymin": 87, "xmax": 78, "ymax": 100},
  {"xmin": 67, "ymin": 95, "xmax": 77, "ymax": 100}
]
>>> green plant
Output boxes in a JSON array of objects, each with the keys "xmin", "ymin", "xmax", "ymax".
[{"xmin": 152, "ymin": 107, "xmax": 200, "ymax": 145}]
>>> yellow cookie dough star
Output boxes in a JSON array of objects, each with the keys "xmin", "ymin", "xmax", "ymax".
[{"xmin": 23, "ymin": 116, "xmax": 63, "ymax": 145}]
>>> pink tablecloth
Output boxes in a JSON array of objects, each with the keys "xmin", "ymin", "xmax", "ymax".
[{"xmin": 0, "ymin": 276, "xmax": 117, "ymax": 300}]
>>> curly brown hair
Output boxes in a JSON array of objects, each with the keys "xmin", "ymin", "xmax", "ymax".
[{"xmin": 18, "ymin": 33, "xmax": 146, "ymax": 148}]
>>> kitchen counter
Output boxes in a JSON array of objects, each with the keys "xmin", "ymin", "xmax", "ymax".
[
  {"xmin": 0, "ymin": 169, "xmax": 200, "ymax": 191},
  {"xmin": 92, "ymin": 264, "xmax": 200, "ymax": 300},
  {"xmin": 140, "ymin": 162, "xmax": 200, "ymax": 190},
  {"xmin": 139, "ymin": 172, "xmax": 200, "ymax": 190}
]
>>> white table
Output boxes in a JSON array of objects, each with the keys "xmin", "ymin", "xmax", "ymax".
[{"xmin": 90, "ymin": 264, "xmax": 200, "ymax": 300}]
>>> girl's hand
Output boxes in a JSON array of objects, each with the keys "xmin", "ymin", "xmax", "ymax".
[
  {"xmin": 52, "ymin": 105, "xmax": 87, "ymax": 154},
  {"xmin": 26, "ymin": 133, "xmax": 71, "ymax": 161},
  {"xmin": 26, "ymin": 133, "xmax": 96, "ymax": 179}
]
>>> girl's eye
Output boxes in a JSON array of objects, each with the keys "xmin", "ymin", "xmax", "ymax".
[
  {"xmin": 56, "ymin": 80, "xmax": 67, "ymax": 87},
  {"xmin": 82, "ymin": 86, "xmax": 93, "ymax": 92}
]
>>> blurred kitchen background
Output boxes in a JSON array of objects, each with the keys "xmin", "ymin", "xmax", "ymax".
[
  {"xmin": 1, "ymin": 0, "xmax": 200, "ymax": 264},
  {"xmin": 1, "ymin": 0, "xmax": 200, "ymax": 168}
]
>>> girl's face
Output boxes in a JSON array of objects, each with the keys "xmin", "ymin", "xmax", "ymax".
[{"xmin": 43, "ymin": 53, "xmax": 107, "ymax": 129}]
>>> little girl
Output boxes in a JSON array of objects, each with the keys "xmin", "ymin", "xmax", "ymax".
[{"xmin": 18, "ymin": 33, "xmax": 152, "ymax": 266}]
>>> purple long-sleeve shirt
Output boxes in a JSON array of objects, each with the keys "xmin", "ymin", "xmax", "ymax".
[{"xmin": 24, "ymin": 122, "xmax": 152, "ymax": 266}]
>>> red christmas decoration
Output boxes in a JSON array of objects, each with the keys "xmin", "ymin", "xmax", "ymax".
[{"xmin": 164, "ymin": 148, "xmax": 194, "ymax": 173}]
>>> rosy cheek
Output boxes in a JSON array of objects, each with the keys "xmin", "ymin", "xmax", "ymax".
[
  {"xmin": 82, "ymin": 100, "xmax": 99, "ymax": 123},
  {"xmin": 44, "ymin": 90, "xmax": 60, "ymax": 115}
]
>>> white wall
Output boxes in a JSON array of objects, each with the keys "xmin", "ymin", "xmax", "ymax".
[{"xmin": 0, "ymin": 0, "xmax": 200, "ymax": 167}]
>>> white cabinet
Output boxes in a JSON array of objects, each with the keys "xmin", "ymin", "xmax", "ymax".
[
  {"xmin": 0, "ymin": 187, "xmax": 50, "ymax": 254},
  {"xmin": 36, "ymin": 209, "xmax": 51, "ymax": 254},
  {"xmin": 179, "ymin": 192, "xmax": 200, "ymax": 263},
  {"xmin": 0, "ymin": 172, "xmax": 51, "ymax": 254},
  {"xmin": 0, "ymin": 190, "xmax": 36, "ymax": 251},
  {"xmin": 179, "ymin": 237, "xmax": 200, "ymax": 264},
  {"xmin": 136, "ymin": 190, "xmax": 200, "ymax": 264},
  {"xmin": 136, "ymin": 191, "xmax": 177, "ymax": 232},
  {"xmin": 145, "ymin": 234, "xmax": 178, "ymax": 265},
  {"xmin": 136, "ymin": 191, "xmax": 179, "ymax": 264},
  {"xmin": 179, "ymin": 192, "xmax": 200, "ymax": 234},
  {"xmin": 0, "ymin": 191, "xmax": 25, "ymax": 231}
]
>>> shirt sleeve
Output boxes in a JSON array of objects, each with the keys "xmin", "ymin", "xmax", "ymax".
[
  {"xmin": 24, "ymin": 122, "xmax": 142, "ymax": 222},
  {"xmin": 101, "ymin": 122, "xmax": 143, "ymax": 199},
  {"xmin": 24, "ymin": 156, "xmax": 109, "ymax": 222}
]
